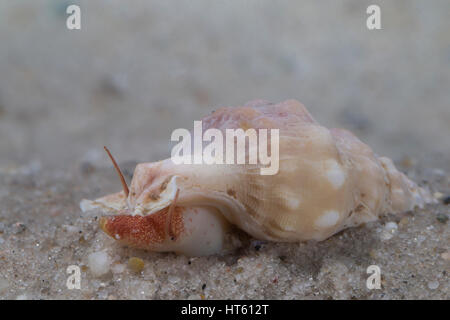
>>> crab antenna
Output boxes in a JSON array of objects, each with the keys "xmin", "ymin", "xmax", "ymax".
[
  {"xmin": 166, "ymin": 188, "xmax": 180, "ymax": 240},
  {"xmin": 103, "ymin": 146, "xmax": 129, "ymax": 198}
]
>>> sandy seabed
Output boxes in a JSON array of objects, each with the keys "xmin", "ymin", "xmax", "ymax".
[{"xmin": 0, "ymin": 160, "xmax": 448, "ymax": 299}]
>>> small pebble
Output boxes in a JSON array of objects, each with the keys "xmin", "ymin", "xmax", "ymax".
[
  {"xmin": 427, "ymin": 280, "xmax": 439, "ymax": 290},
  {"xmin": 436, "ymin": 213, "xmax": 448, "ymax": 224},
  {"xmin": 385, "ymin": 222, "xmax": 398, "ymax": 232},
  {"xmin": 380, "ymin": 222, "xmax": 398, "ymax": 241},
  {"xmin": 111, "ymin": 263, "xmax": 126, "ymax": 274},
  {"xmin": 128, "ymin": 257, "xmax": 144, "ymax": 273},
  {"xmin": 441, "ymin": 251, "xmax": 450, "ymax": 261},
  {"xmin": 12, "ymin": 222, "xmax": 26, "ymax": 234},
  {"xmin": 442, "ymin": 196, "xmax": 450, "ymax": 205},
  {"xmin": 87, "ymin": 251, "xmax": 111, "ymax": 277},
  {"xmin": 433, "ymin": 192, "xmax": 443, "ymax": 200}
]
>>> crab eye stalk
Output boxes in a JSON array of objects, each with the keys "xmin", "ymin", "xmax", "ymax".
[{"xmin": 104, "ymin": 146, "xmax": 129, "ymax": 198}]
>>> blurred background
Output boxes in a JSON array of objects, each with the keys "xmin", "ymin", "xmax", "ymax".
[{"xmin": 0, "ymin": 0, "xmax": 449, "ymax": 171}]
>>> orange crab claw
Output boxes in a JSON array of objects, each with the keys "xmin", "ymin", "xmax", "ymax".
[
  {"xmin": 98, "ymin": 204, "xmax": 229, "ymax": 256},
  {"xmin": 99, "ymin": 207, "xmax": 184, "ymax": 250}
]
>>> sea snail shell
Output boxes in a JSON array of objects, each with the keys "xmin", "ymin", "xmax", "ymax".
[{"xmin": 80, "ymin": 99, "xmax": 433, "ymax": 256}]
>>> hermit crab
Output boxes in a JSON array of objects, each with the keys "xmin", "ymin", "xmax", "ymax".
[{"xmin": 80, "ymin": 99, "xmax": 433, "ymax": 256}]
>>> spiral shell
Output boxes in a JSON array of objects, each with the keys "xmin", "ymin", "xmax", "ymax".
[{"xmin": 81, "ymin": 99, "xmax": 433, "ymax": 255}]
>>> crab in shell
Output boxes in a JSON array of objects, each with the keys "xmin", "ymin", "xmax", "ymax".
[{"xmin": 80, "ymin": 99, "xmax": 433, "ymax": 256}]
